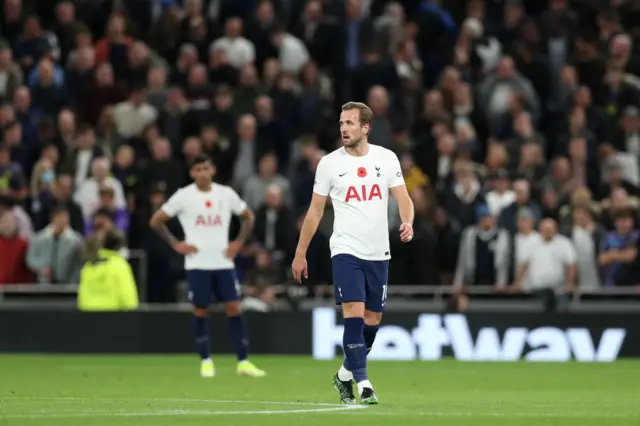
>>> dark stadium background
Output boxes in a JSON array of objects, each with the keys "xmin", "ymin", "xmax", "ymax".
[
  {"xmin": 0, "ymin": 1, "xmax": 639, "ymax": 424},
  {"xmin": 0, "ymin": 0, "xmax": 638, "ymax": 347}
]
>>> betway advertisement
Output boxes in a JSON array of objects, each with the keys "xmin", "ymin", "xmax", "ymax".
[{"xmin": 312, "ymin": 308, "xmax": 629, "ymax": 362}]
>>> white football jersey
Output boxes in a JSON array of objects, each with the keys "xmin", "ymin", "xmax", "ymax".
[
  {"xmin": 314, "ymin": 145, "xmax": 404, "ymax": 260},
  {"xmin": 161, "ymin": 182, "xmax": 247, "ymax": 270}
]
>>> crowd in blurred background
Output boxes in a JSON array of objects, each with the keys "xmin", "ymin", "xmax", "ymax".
[{"xmin": 0, "ymin": 0, "xmax": 639, "ymax": 308}]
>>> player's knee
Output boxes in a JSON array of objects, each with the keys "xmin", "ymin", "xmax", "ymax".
[
  {"xmin": 224, "ymin": 301, "xmax": 242, "ymax": 317},
  {"xmin": 364, "ymin": 310, "xmax": 382, "ymax": 326},
  {"xmin": 342, "ymin": 302, "xmax": 365, "ymax": 318},
  {"xmin": 193, "ymin": 306, "xmax": 208, "ymax": 317}
]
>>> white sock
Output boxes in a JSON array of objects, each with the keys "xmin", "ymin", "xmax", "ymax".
[
  {"xmin": 357, "ymin": 380, "xmax": 373, "ymax": 395},
  {"xmin": 337, "ymin": 364, "xmax": 353, "ymax": 382},
  {"xmin": 202, "ymin": 357, "xmax": 212, "ymax": 363}
]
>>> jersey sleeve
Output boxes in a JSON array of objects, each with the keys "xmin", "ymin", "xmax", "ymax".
[
  {"xmin": 161, "ymin": 189, "xmax": 185, "ymax": 217},
  {"xmin": 313, "ymin": 156, "xmax": 331, "ymax": 196},
  {"xmin": 387, "ymin": 152, "xmax": 405, "ymax": 188},
  {"xmin": 227, "ymin": 187, "xmax": 248, "ymax": 215}
]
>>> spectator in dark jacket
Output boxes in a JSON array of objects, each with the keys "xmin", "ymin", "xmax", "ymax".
[
  {"xmin": 30, "ymin": 58, "xmax": 68, "ymax": 116},
  {"xmin": 254, "ymin": 184, "xmax": 295, "ymax": 262},
  {"xmin": 442, "ymin": 165, "xmax": 486, "ymax": 229},
  {"xmin": 35, "ymin": 174, "xmax": 83, "ymax": 234},
  {"xmin": 499, "ymin": 179, "xmax": 542, "ymax": 234}
]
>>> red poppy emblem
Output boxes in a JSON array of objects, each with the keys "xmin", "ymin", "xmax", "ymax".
[
  {"xmin": 205, "ymin": 200, "xmax": 212, "ymax": 208},
  {"xmin": 357, "ymin": 167, "xmax": 367, "ymax": 178}
]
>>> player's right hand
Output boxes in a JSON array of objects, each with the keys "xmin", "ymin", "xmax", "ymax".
[
  {"xmin": 172, "ymin": 241, "xmax": 198, "ymax": 255},
  {"xmin": 291, "ymin": 256, "xmax": 308, "ymax": 284}
]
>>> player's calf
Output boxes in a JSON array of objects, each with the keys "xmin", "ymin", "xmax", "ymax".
[
  {"xmin": 224, "ymin": 301, "xmax": 249, "ymax": 362},
  {"xmin": 193, "ymin": 307, "xmax": 214, "ymax": 377},
  {"xmin": 193, "ymin": 308, "xmax": 210, "ymax": 360},
  {"xmin": 364, "ymin": 310, "xmax": 382, "ymax": 355},
  {"xmin": 340, "ymin": 303, "xmax": 378, "ymax": 402},
  {"xmin": 222, "ymin": 301, "xmax": 267, "ymax": 378},
  {"xmin": 342, "ymin": 316, "xmax": 369, "ymax": 385}
]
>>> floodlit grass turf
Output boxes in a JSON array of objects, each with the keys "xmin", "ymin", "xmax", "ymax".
[{"xmin": 0, "ymin": 356, "xmax": 639, "ymax": 426}]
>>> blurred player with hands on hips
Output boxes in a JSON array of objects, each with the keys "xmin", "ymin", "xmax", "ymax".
[
  {"xmin": 150, "ymin": 154, "xmax": 265, "ymax": 378},
  {"xmin": 292, "ymin": 102, "xmax": 415, "ymax": 405}
]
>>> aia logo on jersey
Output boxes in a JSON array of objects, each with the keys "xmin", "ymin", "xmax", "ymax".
[
  {"xmin": 345, "ymin": 184, "xmax": 382, "ymax": 202},
  {"xmin": 195, "ymin": 214, "xmax": 222, "ymax": 227}
]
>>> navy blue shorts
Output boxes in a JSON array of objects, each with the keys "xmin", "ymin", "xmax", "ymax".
[
  {"xmin": 186, "ymin": 269, "xmax": 240, "ymax": 307},
  {"xmin": 331, "ymin": 254, "xmax": 389, "ymax": 313}
]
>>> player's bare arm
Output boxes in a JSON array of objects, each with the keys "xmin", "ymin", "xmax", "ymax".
[
  {"xmin": 292, "ymin": 193, "xmax": 327, "ymax": 283},
  {"xmin": 390, "ymin": 184, "xmax": 415, "ymax": 242},
  {"xmin": 149, "ymin": 209, "xmax": 198, "ymax": 255},
  {"xmin": 226, "ymin": 208, "xmax": 255, "ymax": 259}
]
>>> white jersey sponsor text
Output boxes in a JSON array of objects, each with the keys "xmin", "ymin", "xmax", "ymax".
[
  {"xmin": 314, "ymin": 145, "xmax": 404, "ymax": 260},
  {"xmin": 161, "ymin": 183, "xmax": 247, "ymax": 270}
]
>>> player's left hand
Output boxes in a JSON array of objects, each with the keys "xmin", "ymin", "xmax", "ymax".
[
  {"xmin": 225, "ymin": 240, "xmax": 242, "ymax": 259},
  {"xmin": 399, "ymin": 223, "xmax": 413, "ymax": 242}
]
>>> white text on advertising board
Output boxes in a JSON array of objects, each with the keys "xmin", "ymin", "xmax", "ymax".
[{"xmin": 312, "ymin": 308, "xmax": 626, "ymax": 362}]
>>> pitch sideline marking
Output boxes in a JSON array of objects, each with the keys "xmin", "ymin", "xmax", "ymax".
[
  {"xmin": 4, "ymin": 397, "xmax": 637, "ymax": 419},
  {"xmin": 2, "ymin": 397, "xmax": 352, "ymax": 406},
  {"xmin": 0, "ymin": 397, "xmax": 366, "ymax": 418},
  {"xmin": 339, "ymin": 411, "xmax": 639, "ymax": 418}
]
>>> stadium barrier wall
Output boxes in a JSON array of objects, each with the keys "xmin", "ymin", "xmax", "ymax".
[{"xmin": 1, "ymin": 308, "xmax": 637, "ymax": 362}]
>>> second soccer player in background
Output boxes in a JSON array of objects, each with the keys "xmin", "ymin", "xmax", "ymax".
[{"xmin": 292, "ymin": 102, "xmax": 415, "ymax": 405}]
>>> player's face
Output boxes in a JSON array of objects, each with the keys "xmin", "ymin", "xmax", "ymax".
[
  {"xmin": 339, "ymin": 109, "xmax": 368, "ymax": 148},
  {"xmin": 190, "ymin": 162, "xmax": 215, "ymax": 184}
]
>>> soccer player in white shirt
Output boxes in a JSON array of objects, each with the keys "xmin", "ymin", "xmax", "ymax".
[
  {"xmin": 292, "ymin": 102, "xmax": 415, "ymax": 405},
  {"xmin": 150, "ymin": 154, "xmax": 265, "ymax": 378}
]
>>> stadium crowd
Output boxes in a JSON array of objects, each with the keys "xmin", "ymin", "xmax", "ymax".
[{"xmin": 0, "ymin": 0, "xmax": 639, "ymax": 308}]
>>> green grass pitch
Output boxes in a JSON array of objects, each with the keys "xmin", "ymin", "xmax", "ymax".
[{"xmin": 0, "ymin": 355, "xmax": 639, "ymax": 425}]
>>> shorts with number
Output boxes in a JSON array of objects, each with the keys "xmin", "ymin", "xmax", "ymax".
[
  {"xmin": 331, "ymin": 254, "xmax": 389, "ymax": 313},
  {"xmin": 186, "ymin": 269, "xmax": 240, "ymax": 307}
]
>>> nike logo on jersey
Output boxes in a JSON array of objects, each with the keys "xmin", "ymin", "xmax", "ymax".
[{"xmin": 339, "ymin": 173, "xmax": 347, "ymax": 177}]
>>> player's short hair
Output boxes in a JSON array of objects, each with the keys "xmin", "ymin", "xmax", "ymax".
[
  {"xmin": 189, "ymin": 153, "xmax": 213, "ymax": 169},
  {"xmin": 341, "ymin": 102, "xmax": 374, "ymax": 127}
]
